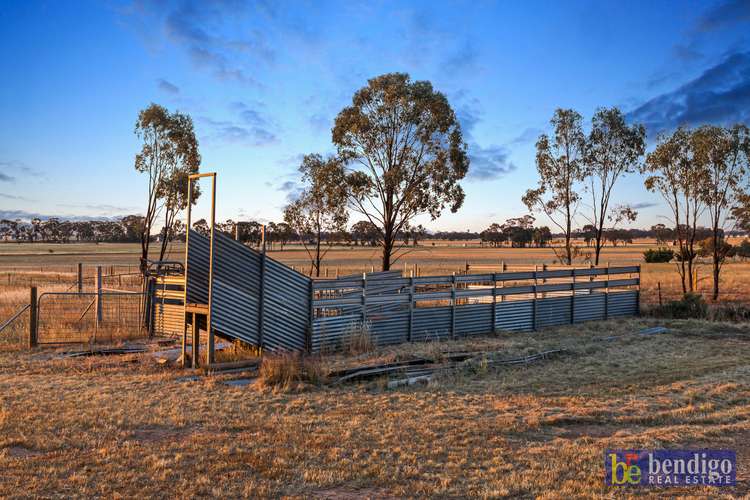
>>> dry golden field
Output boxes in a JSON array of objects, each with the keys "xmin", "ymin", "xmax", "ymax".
[
  {"xmin": 1, "ymin": 238, "xmax": 749, "ymax": 309},
  {"xmin": 0, "ymin": 318, "xmax": 749, "ymax": 497}
]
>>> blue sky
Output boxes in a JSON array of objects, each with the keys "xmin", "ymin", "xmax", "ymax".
[{"xmin": 1, "ymin": 0, "xmax": 749, "ymax": 231}]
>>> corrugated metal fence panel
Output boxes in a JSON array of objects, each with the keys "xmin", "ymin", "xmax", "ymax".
[
  {"xmin": 607, "ymin": 290, "xmax": 638, "ymax": 317},
  {"xmin": 536, "ymin": 296, "xmax": 572, "ymax": 328},
  {"xmin": 261, "ymin": 255, "xmax": 311, "ymax": 352},
  {"xmin": 187, "ymin": 230, "xmax": 210, "ymax": 305},
  {"xmin": 412, "ymin": 306, "xmax": 451, "ymax": 341},
  {"xmin": 367, "ymin": 303, "xmax": 409, "ymax": 345},
  {"xmin": 153, "ymin": 302, "xmax": 184, "ymax": 337},
  {"xmin": 210, "ymin": 232, "xmax": 262, "ymax": 345},
  {"xmin": 574, "ymin": 292, "xmax": 605, "ymax": 323},
  {"xmin": 186, "ymin": 231, "xmax": 312, "ymax": 350},
  {"xmin": 456, "ymin": 303, "xmax": 493, "ymax": 336},
  {"xmin": 495, "ymin": 300, "xmax": 534, "ymax": 332},
  {"xmin": 312, "ymin": 314, "xmax": 360, "ymax": 352}
]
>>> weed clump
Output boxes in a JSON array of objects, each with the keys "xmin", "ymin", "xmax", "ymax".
[
  {"xmin": 257, "ymin": 352, "xmax": 327, "ymax": 391},
  {"xmin": 342, "ymin": 321, "xmax": 375, "ymax": 355},
  {"xmin": 651, "ymin": 293, "xmax": 707, "ymax": 319}
]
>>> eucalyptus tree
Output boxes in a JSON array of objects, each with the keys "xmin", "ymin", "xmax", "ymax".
[
  {"xmin": 694, "ymin": 124, "xmax": 749, "ymax": 299},
  {"xmin": 642, "ymin": 128, "xmax": 705, "ymax": 293},
  {"xmin": 583, "ymin": 107, "xmax": 646, "ymax": 265},
  {"xmin": 134, "ymin": 103, "xmax": 200, "ymax": 274},
  {"xmin": 523, "ymin": 109, "xmax": 586, "ymax": 265},
  {"xmin": 331, "ymin": 73, "xmax": 469, "ymax": 270},
  {"xmin": 283, "ymin": 154, "xmax": 348, "ymax": 277}
]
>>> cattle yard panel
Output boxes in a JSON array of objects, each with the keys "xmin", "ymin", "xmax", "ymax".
[{"xmin": 160, "ymin": 231, "xmax": 641, "ymax": 355}]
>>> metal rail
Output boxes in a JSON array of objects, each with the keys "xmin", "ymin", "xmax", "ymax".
[{"xmin": 0, "ymin": 304, "xmax": 30, "ymax": 334}]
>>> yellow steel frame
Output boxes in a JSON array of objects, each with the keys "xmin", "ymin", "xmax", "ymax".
[{"xmin": 183, "ymin": 172, "xmax": 217, "ymax": 368}]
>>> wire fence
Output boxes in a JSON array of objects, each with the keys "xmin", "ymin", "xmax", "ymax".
[
  {"xmin": 0, "ymin": 304, "xmax": 30, "ymax": 348},
  {"xmin": 36, "ymin": 291, "xmax": 147, "ymax": 344}
]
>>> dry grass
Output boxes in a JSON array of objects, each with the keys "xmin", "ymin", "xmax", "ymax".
[
  {"xmin": 3, "ymin": 239, "xmax": 750, "ymax": 308},
  {"xmin": 0, "ymin": 317, "xmax": 749, "ymax": 497},
  {"xmin": 341, "ymin": 322, "xmax": 376, "ymax": 356},
  {"xmin": 257, "ymin": 352, "xmax": 327, "ymax": 391}
]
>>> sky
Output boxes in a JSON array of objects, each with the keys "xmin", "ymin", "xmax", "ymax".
[{"xmin": 1, "ymin": 0, "xmax": 750, "ymax": 232}]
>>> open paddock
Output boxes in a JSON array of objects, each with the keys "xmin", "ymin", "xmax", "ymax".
[{"xmin": 0, "ymin": 318, "xmax": 749, "ymax": 497}]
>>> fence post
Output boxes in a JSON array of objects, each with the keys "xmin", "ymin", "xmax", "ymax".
[
  {"xmin": 636, "ymin": 265, "xmax": 642, "ymax": 316},
  {"xmin": 258, "ymin": 252, "xmax": 267, "ymax": 350},
  {"xmin": 29, "ymin": 287, "xmax": 37, "ymax": 348},
  {"xmin": 96, "ymin": 266, "xmax": 103, "ymax": 332},
  {"xmin": 491, "ymin": 272, "xmax": 497, "ymax": 333},
  {"xmin": 451, "ymin": 273, "xmax": 456, "ymax": 339},
  {"xmin": 604, "ymin": 263, "xmax": 610, "ymax": 320},
  {"xmin": 361, "ymin": 273, "xmax": 367, "ymax": 326},
  {"xmin": 307, "ymin": 279, "xmax": 314, "ymax": 353},
  {"xmin": 77, "ymin": 263, "xmax": 83, "ymax": 293},
  {"xmin": 532, "ymin": 265, "xmax": 538, "ymax": 331},
  {"xmin": 191, "ymin": 312, "xmax": 199, "ymax": 369},
  {"xmin": 570, "ymin": 268, "xmax": 576, "ymax": 325},
  {"xmin": 408, "ymin": 274, "xmax": 414, "ymax": 342}
]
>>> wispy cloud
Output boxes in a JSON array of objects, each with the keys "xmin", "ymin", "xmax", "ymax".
[
  {"xmin": 56, "ymin": 202, "xmax": 138, "ymax": 213},
  {"xmin": 467, "ymin": 145, "xmax": 517, "ymax": 180},
  {"xmin": 693, "ymin": 0, "xmax": 750, "ymax": 32},
  {"xmin": 0, "ymin": 192, "xmax": 34, "ymax": 201},
  {"xmin": 0, "ymin": 160, "xmax": 44, "ymax": 180},
  {"xmin": 631, "ymin": 201, "xmax": 659, "ymax": 210},
  {"xmin": 143, "ymin": 0, "xmax": 274, "ymax": 86},
  {"xmin": 0, "ymin": 210, "xmax": 127, "ymax": 222},
  {"xmin": 198, "ymin": 101, "xmax": 277, "ymax": 146},
  {"xmin": 509, "ymin": 127, "xmax": 543, "ymax": 145},
  {"xmin": 628, "ymin": 50, "xmax": 750, "ymax": 135},
  {"xmin": 455, "ymin": 98, "xmax": 517, "ymax": 181},
  {"xmin": 157, "ymin": 78, "xmax": 179, "ymax": 94}
]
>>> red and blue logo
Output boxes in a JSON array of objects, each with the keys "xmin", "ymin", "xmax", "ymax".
[{"xmin": 605, "ymin": 450, "xmax": 735, "ymax": 487}]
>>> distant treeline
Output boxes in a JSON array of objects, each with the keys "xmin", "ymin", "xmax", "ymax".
[{"xmin": 4, "ymin": 215, "xmax": 744, "ymax": 246}]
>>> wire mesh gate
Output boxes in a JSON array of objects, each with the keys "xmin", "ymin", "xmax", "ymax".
[{"xmin": 36, "ymin": 291, "xmax": 147, "ymax": 344}]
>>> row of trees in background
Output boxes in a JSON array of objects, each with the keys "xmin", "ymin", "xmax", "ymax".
[
  {"xmin": 523, "ymin": 107, "xmax": 750, "ymax": 300},
  {"xmin": 643, "ymin": 125, "xmax": 750, "ymax": 299},
  {"xmin": 0, "ymin": 216, "xmax": 145, "ymax": 243},
  {"xmin": 479, "ymin": 216, "xmax": 551, "ymax": 248},
  {"xmin": 523, "ymin": 107, "xmax": 644, "ymax": 266}
]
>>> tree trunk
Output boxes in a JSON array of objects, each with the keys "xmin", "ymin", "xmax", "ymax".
[
  {"xmin": 315, "ymin": 229, "xmax": 321, "ymax": 278},
  {"xmin": 382, "ymin": 240, "xmax": 392, "ymax": 271},
  {"xmin": 712, "ymin": 219, "xmax": 720, "ymax": 300},
  {"xmin": 712, "ymin": 262, "xmax": 720, "ymax": 300}
]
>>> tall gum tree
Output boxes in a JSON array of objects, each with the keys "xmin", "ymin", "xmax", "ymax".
[
  {"xmin": 583, "ymin": 107, "xmax": 646, "ymax": 265},
  {"xmin": 283, "ymin": 154, "xmax": 349, "ymax": 277},
  {"xmin": 134, "ymin": 103, "xmax": 200, "ymax": 274},
  {"xmin": 523, "ymin": 109, "xmax": 586, "ymax": 265},
  {"xmin": 642, "ymin": 128, "xmax": 705, "ymax": 293},
  {"xmin": 694, "ymin": 124, "xmax": 749, "ymax": 300},
  {"xmin": 331, "ymin": 73, "xmax": 469, "ymax": 271}
]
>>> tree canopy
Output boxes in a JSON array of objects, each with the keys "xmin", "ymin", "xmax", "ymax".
[{"xmin": 332, "ymin": 73, "xmax": 469, "ymax": 270}]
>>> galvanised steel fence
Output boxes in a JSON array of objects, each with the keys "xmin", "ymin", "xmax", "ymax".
[
  {"xmin": 180, "ymin": 231, "xmax": 640, "ymax": 353},
  {"xmin": 310, "ymin": 266, "xmax": 640, "ymax": 352}
]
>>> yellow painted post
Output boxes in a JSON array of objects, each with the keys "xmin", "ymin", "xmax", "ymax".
[{"xmin": 207, "ymin": 173, "xmax": 216, "ymax": 366}]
